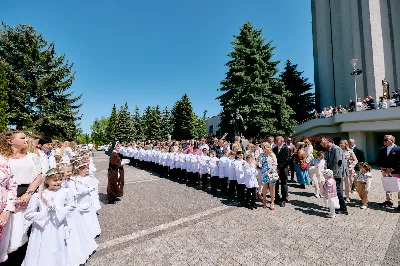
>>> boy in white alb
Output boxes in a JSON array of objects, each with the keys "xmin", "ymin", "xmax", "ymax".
[
  {"xmin": 218, "ymin": 150, "xmax": 229, "ymax": 196},
  {"xmin": 234, "ymin": 151, "xmax": 246, "ymax": 206},
  {"xmin": 244, "ymin": 155, "xmax": 258, "ymax": 210},
  {"xmin": 228, "ymin": 151, "xmax": 237, "ymax": 200},
  {"xmin": 209, "ymin": 150, "xmax": 219, "ymax": 193}
]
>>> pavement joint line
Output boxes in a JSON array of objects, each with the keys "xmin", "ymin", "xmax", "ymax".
[
  {"xmin": 97, "ymin": 205, "xmax": 231, "ymax": 251},
  {"xmin": 98, "ymin": 178, "xmax": 161, "ymax": 188}
]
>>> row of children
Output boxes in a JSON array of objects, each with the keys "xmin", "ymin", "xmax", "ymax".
[
  {"xmin": 124, "ymin": 146, "xmax": 262, "ymax": 209},
  {"xmin": 22, "ymin": 154, "xmax": 101, "ymax": 265},
  {"xmin": 120, "ymin": 144, "xmax": 373, "ymax": 217}
]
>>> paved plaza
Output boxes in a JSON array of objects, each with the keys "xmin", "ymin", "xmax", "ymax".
[{"xmin": 87, "ymin": 152, "xmax": 400, "ymax": 266}]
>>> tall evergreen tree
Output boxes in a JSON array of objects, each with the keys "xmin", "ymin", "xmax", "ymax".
[
  {"xmin": 132, "ymin": 105, "xmax": 144, "ymax": 141},
  {"xmin": 160, "ymin": 106, "xmax": 173, "ymax": 140},
  {"xmin": 193, "ymin": 111, "xmax": 207, "ymax": 139},
  {"xmin": 0, "ymin": 65, "xmax": 8, "ymax": 131},
  {"xmin": 217, "ymin": 22, "xmax": 295, "ymax": 137},
  {"xmin": 105, "ymin": 104, "xmax": 118, "ymax": 142},
  {"xmin": 280, "ymin": 60, "xmax": 315, "ymax": 122},
  {"xmin": 115, "ymin": 103, "xmax": 135, "ymax": 142},
  {"xmin": 0, "ymin": 23, "xmax": 82, "ymax": 139},
  {"xmin": 171, "ymin": 94, "xmax": 195, "ymax": 140},
  {"xmin": 143, "ymin": 106, "xmax": 161, "ymax": 140}
]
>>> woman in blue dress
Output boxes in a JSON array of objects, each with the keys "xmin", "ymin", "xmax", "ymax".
[
  {"xmin": 293, "ymin": 142, "xmax": 310, "ymax": 189},
  {"xmin": 258, "ymin": 143, "xmax": 278, "ymax": 210}
]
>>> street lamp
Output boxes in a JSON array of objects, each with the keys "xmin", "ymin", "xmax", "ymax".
[{"xmin": 350, "ymin": 59, "xmax": 363, "ymax": 107}]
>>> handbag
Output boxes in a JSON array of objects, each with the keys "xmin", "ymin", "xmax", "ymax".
[
  {"xmin": 300, "ymin": 163, "xmax": 308, "ymax": 170},
  {"xmin": 17, "ymin": 184, "xmax": 29, "ymax": 198},
  {"xmin": 267, "ymin": 172, "xmax": 279, "ymax": 181}
]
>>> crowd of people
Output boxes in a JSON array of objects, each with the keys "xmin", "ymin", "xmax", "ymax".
[
  {"xmin": 0, "ymin": 129, "xmax": 399, "ymax": 265},
  {"xmin": 302, "ymin": 89, "xmax": 400, "ymax": 124},
  {"xmin": 114, "ymin": 134, "xmax": 400, "ymax": 218},
  {"xmin": 0, "ymin": 129, "xmax": 101, "ymax": 265}
]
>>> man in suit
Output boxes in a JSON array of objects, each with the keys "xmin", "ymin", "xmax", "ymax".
[
  {"xmin": 273, "ymin": 136, "xmax": 290, "ymax": 207},
  {"xmin": 321, "ymin": 137, "xmax": 348, "ymax": 215},
  {"xmin": 377, "ymin": 135, "xmax": 400, "ymax": 209},
  {"xmin": 348, "ymin": 139, "xmax": 365, "ymax": 191}
]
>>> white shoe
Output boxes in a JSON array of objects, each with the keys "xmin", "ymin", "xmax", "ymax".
[
  {"xmin": 315, "ymin": 194, "xmax": 320, "ymax": 198},
  {"xmin": 360, "ymin": 205, "xmax": 367, "ymax": 209},
  {"xmin": 328, "ymin": 214, "xmax": 336, "ymax": 218},
  {"xmin": 319, "ymin": 194, "xmax": 324, "ymax": 198}
]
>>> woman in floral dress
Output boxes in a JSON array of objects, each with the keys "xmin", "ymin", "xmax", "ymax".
[
  {"xmin": 259, "ymin": 143, "xmax": 278, "ymax": 210},
  {"xmin": 0, "ymin": 134, "xmax": 18, "ymax": 263}
]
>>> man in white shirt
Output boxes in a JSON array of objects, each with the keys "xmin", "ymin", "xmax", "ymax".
[
  {"xmin": 198, "ymin": 138, "xmax": 209, "ymax": 151},
  {"xmin": 377, "ymin": 135, "xmax": 400, "ymax": 209}
]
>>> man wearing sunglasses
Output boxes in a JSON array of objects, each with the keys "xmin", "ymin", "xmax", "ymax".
[{"xmin": 377, "ymin": 135, "xmax": 400, "ymax": 209}]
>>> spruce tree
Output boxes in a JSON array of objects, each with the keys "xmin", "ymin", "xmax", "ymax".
[
  {"xmin": 115, "ymin": 103, "xmax": 134, "ymax": 142},
  {"xmin": 0, "ymin": 23, "xmax": 82, "ymax": 138},
  {"xmin": 280, "ymin": 60, "xmax": 315, "ymax": 122},
  {"xmin": 171, "ymin": 94, "xmax": 195, "ymax": 140},
  {"xmin": 143, "ymin": 106, "xmax": 161, "ymax": 140},
  {"xmin": 160, "ymin": 106, "xmax": 173, "ymax": 140},
  {"xmin": 193, "ymin": 111, "xmax": 207, "ymax": 139},
  {"xmin": 217, "ymin": 22, "xmax": 295, "ymax": 137},
  {"xmin": 105, "ymin": 104, "xmax": 118, "ymax": 142},
  {"xmin": 132, "ymin": 105, "xmax": 144, "ymax": 141},
  {"xmin": 0, "ymin": 65, "xmax": 8, "ymax": 131}
]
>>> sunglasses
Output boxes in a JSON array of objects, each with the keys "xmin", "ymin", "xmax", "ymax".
[{"xmin": 384, "ymin": 139, "xmax": 390, "ymax": 142}]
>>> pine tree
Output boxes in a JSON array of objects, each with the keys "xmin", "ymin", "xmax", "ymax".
[
  {"xmin": 193, "ymin": 111, "xmax": 207, "ymax": 139},
  {"xmin": 160, "ymin": 106, "xmax": 173, "ymax": 140},
  {"xmin": 132, "ymin": 105, "xmax": 144, "ymax": 141},
  {"xmin": 0, "ymin": 23, "xmax": 82, "ymax": 139},
  {"xmin": 0, "ymin": 65, "xmax": 8, "ymax": 131},
  {"xmin": 171, "ymin": 94, "xmax": 195, "ymax": 140},
  {"xmin": 143, "ymin": 106, "xmax": 161, "ymax": 140},
  {"xmin": 280, "ymin": 60, "xmax": 315, "ymax": 122},
  {"xmin": 115, "ymin": 103, "xmax": 134, "ymax": 142},
  {"xmin": 217, "ymin": 22, "xmax": 295, "ymax": 137},
  {"xmin": 105, "ymin": 104, "xmax": 118, "ymax": 142}
]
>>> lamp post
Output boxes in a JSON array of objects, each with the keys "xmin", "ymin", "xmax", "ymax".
[{"xmin": 350, "ymin": 59, "xmax": 363, "ymax": 108}]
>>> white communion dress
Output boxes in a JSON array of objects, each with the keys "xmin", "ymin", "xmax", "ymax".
[{"xmin": 21, "ymin": 188, "xmax": 75, "ymax": 266}]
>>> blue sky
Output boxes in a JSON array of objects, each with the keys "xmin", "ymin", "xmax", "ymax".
[{"xmin": 2, "ymin": 0, "xmax": 314, "ymax": 134}]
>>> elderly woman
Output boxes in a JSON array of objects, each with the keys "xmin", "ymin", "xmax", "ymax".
[
  {"xmin": 293, "ymin": 142, "xmax": 310, "ymax": 189},
  {"xmin": 258, "ymin": 143, "xmax": 278, "ymax": 210},
  {"xmin": 339, "ymin": 140, "xmax": 358, "ymax": 202}
]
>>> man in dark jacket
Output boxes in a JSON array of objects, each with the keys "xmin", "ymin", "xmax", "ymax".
[
  {"xmin": 273, "ymin": 136, "xmax": 290, "ymax": 207},
  {"xmin": 377, "ymin": 135, "xmax": 400, "ymax": 210}
]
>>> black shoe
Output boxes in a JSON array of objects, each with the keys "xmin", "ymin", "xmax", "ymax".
[
  {"xmin": 336, "ymin": 209, "xmax": 348, "ymax": 215},
  {"xmin": 396, "ymin": 206, "xmax": 400, "ymax": 212},
  {"xmin": 107, "ymin": 199, "xmax": 117, "ymax": 204},
  {"xmin": 379, "ymin": 201, "xmax": 394, "ymax": 207},
  {"xmin": 279, "ymin": 201, "xmax": 286, "ymax": 207},
  {"xmin": 252, "ymin": 205, "xmax": 258, "ymax": 209},
  {"xmin": 115, "ymin": 198, "xmax": 121, "ymax": 201}
]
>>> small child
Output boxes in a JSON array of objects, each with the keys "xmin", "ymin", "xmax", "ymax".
[
  {"xmin": 228, "ymin": 151, "xmax": 237, "ymax": 199},
  {"xmin": 322, "ymin": 169, "xmax": 340, "ymax": 218},
  {"xmin": 209, "ymin": 150, "xmax": 219, "ymax": 193},
  {"xmin": 309, "ymin": 151, "xmax": 326, "ymax": 198},
  {"xmin": 356, "ymin": 162, "xmax": 372, "ymax": 209},
  {"xmin": 234, "ymin": 152, "xmax": 246, "ymax": 206},
  {"xmin": 199, "ymin": 148, "xmax": 210, "ymax": 191},
  {"xmin": 218, "ymin": 150, "xmax": 229, "ymax": 196},
  {"xmin": 243, "ymin": 155, "xmax": 259, "ymax": 210},
  {"xmin": 22, "ymin": 169, "xmax": 75, "ymax": 266}
]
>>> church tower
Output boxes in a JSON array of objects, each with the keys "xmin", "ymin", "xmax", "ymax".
[{"xmin": 311, "ymin": 0, "xmax": 400, "ymax": 110}]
